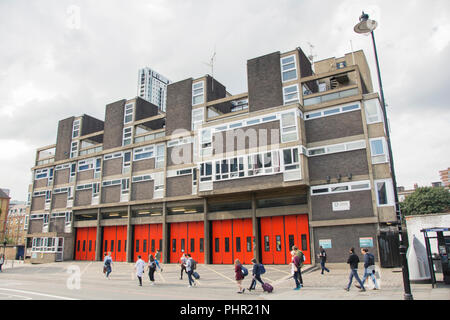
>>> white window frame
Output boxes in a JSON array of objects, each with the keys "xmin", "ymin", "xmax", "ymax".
[
  {"xmin": 155, "ymin": 144, "xmax": 165, "ymax": 168},
  {"xmin": 192, "ymin": 108, "xmax": 204, "ymax": 131},
  {"xmin": 70, "ymin": 141, "xmax": 79, "ymax": 158},
  {"xmin": 199, "ymin": 162, "xmax": 212, "ymax": 182},
  {"xmin": 280, "ymin": 111, "xmax": 298, "ymax": 143},
  {"xmin": 132, "ymin": 174, "xmax": 152, "ymax": 183},
  {"xmin": 123, "ymin": 151, "xmax": 131, "ymax": 173},
  {"xmin": 200, "ymin": 128, "xmax": 212, "ymax": 156},
  {"xmin": 72, "ymin": 119, "xmax": 81, "ymax": 139},
  {"xmin": 124, "ymin": 103, "xmax": 134, "ymax": 124},
  {"xmin": 283, "ymin": 84, "xmax": 300, "ymax": 105},
  {"xmin": 102, "ymin": 179, "xmax": 122, "ymax": 187},
  {"xmin": 308, "ymin": 140, "xmax": 366, "ymax": 157},
  {"xmin": 364, "ymin": 99, "xmax": 383, "ymax": 124},
  {"xmin": 192, "ymin": 81, "xmax": 205, "ymax": 106},
  {"xmin": 281, "ymin": 147, "xmax": 300, "ymax": 171},
  {"xmin": 305, "ymin": 102, "xmax": 361, "ymax": 120},
  {"xmin": 35, "ymin": 169, "xmax": 49, "ymax": 180},
  {"xmin": 374, "ymin": 179, "xmax": 395, "ymax": 207},
  {"xmin": 311, "ymin": 180, "xmax": 371, "ymax": 196},
  {"xmin": 214, "ymin": 156, "xmax": 246, "ymax": 181},
  {"xmin": 369, "ymin": 137, "xmax": 388, "ymax": 164},
  {"xmin": 133, "ymin": 145, "xmax": 154, "ymax": 161},
  {"xmin": 280, "ymin": 54, "xmax": 298, "ymax": 83},
  {"xmin": 122, "ymin": 127, "xmax": 133, "ymax": 146},
  {"xmin": 77, "ymin": 158, "xmax": 95, "ymax": 172},
  {"xmin": 104, "ymin": 152, "xmax": 123, "ymax": 161}
]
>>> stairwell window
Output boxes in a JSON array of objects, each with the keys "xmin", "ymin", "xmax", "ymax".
[
  {"xmin": 283, "ymin": 84, "xmax": 299, "ymax": 105},
  {"xmin": 364, "ymin": 99, "xmax": 383, "ymax": 124},
  {"xmin": 280, "ymin": 111, "xmax": 298, "ymax": 142},
  {"xmin": 370, "ymin": 138, "xmax": 388, "ymax": 164},
  {"xmin": 124, "ymin": 103, "xmax": 134, "ymax": 124},
  {"xmin": 375, "ymin": 179, "xmax": 394, "ymax": 206},
  {"xmin": 122, "ymin": 127, "xmax": 133, "ymax": 146},
  {"xmin": 70, "ymin": 141, "xmax": 79, "ymax": 158},
  {"xmin": 281, "ymin": 55, "xmax": 298, "ymax": 82},
  {"xmin": 192, "ymin": 81, "xmax": 205, "ymax": 106},
  {"xmin": 72, "ymin": 119, "xmax": 81, "ymax": 138}
]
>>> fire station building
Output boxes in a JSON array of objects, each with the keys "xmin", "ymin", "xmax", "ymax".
[{"xmin": 25, "ymin": 46, "xmax": 397, "ymax": 265}]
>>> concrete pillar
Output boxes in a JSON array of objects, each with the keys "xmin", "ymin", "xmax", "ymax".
[
  {"xmin": 126, "ymin": 205, "xmax": 133, "ymax": 263},
  {"xmin": 95, "ymin": 208, "xmax": 102, "ymax": 261},
  {"xmin": 162, "ymin": 202, "xmax": 168, "ymax": 264},
  {"xmin": 251, "ymin": 193, "xmax": 260, "ymax": 263},
  {"xmin": 203, "ymin": 198, "xmax": 210, "ymax": 264}
]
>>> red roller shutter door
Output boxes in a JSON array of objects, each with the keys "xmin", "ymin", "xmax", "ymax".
[
  {"xmin": 284, "ymin": 214, "xmax": 310, "ymax": 264},
  {"xmin": 103, "ymin": 226, "xmax": 116, "ymax": 260},
  {"xmin": 149, "ymin": 223, "xmax": 162, "ymax": 260},
  {"xmin": 170, "ymin": 222, "xmax": 188, "ymax": 263},
  {"xmin": 260, "ymin": 217, "xmax": 273, "ymax": 264},
  {"xmin": 232, "ymin": 219, "xmax": 253, "ymax": 265},
  {"xmin": 75, "ymin": 228, "xmax": 86, "ymax": 261},
  {"xmin": 134, "ymin": 224, "xmax": 149, "ymax": 262}
]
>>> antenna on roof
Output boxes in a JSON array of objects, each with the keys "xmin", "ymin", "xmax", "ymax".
[
  {"xmin": 306, "ymin": 42, "xmax": 317, "ymax": 63},
  {"xmin": 203, "ymin": 46, "xmax": 216, "ymax": 91}
]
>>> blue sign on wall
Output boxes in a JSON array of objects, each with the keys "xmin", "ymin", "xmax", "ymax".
[
  {"xmin": 319, "ymin": 239, "xmax": 332, "ymax": 249},
  {"xmin": 359, "ymin": 237, "xmax": 374, "ymax": 248}
]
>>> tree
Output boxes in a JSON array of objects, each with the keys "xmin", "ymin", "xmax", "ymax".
[{"xmin": 400, "ymin": 187, "xmax": 450, "ymax": 216}]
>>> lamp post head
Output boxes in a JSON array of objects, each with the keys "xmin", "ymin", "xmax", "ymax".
[{"xmin": 354, "ymin": 11, "xmax": 378, "ymax": 34}]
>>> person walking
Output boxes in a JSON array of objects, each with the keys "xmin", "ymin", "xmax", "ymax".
[
  {"xmin": 180, "ymin": 251, "xmax": 187, "ymax": 280},
  {"xmin": 234, "ymin": 259, "xmax": 245, "ymax": 294},
  {"xmin": 135, "ymin": 255, "xmax": 145, "ymax": 286},
  {"xmin": 344, "ymin": 247, "xmax": 366, "ymax": 292},
  {"xmin": 0, "ymin": 254, "xmax": 4, "ymax": 272},
  {"xmin": 248, "ymin": 259, "xmax": 264, "ymax": 291},
  {"xmin": 147, "ymin": 254, "xmax": 157, "ymax": 285},
  {"xmin": 318, "ymin": 246, "xmax": 330, "ymax": 274},
  {"xmin": 103, "ymin": 252, "xmax": 113, "ymax": 279},
  {"xmin": 185, "ymin": 254, "xmax": 196, "ymax": 288},
  {"xmin": 290, "ymin": 251, "xmax": 302, "ymax": 290},
  {"xmin": 154, "ymin": 250, "xmax": 163, "ymax": 272},
  {"xmin": 357, "ymin": 248, "xmax": 378, "ymax": 290},
  {"xmin": 292, "ymin": 246, "xmax": 304, "ymax": 287}
]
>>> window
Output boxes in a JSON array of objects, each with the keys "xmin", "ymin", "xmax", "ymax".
[
  {"xmin": 224, "ymin": 238, "xmax": 230, "ymax": 252},
  {"xmin": 215, "ymin": 157, "xmax": 245, "ymax": 181},
  {"xmin": 155, "ymin": 144, "xmax": 165, "ymax": 168},
  {"xmin": 200, "ymin": 238, "xmax": 204, "ymax": 252},
  {"xmin": 104, "ymin": 240, "xmax": 108, "ymax": 252},
  {"xmin": 282, "ymin": 148, "xmax": 299, "ymax": 170},
  {"xmin": 200, "ymin": 128, "xmax": 212, "ymax": 156},
  {"xmin": 281, "ymin": 55, "xmax": 297, "ymax": 82},
  {"xmin": 143, "ymin": 240, "xmax": 147, "ymax": 253},
  {"xmin": 365, "ymin": 99, "xmax": 383, "ymax": 124},
  {"xmin": 124, "ymin": 103, "xmax": 134, "ymax": 124},
  {"xmin": 247, "ymin": 237, "xmax": 252, "ymax": 252},
  {"xmin": 301, "ymin": 234, "xmax": 308, "ymax": 251},
  {"xmin": 102, "ymin": 179, "xmax": 121, "ymax": 187},
  {"xmin": 72, "ymin": 119, "xmax": 81, "ymax": 138},
  {"xmin": 305, "ymin": 103, "xmax": 361, "ymax": 120},
  {"xmin": 336, "ymin": 61, "xmax": 347, "ymax": 69},
  {"xmin": 192, "ymin": 81, "xmax": 204, "ymax": 105},
  {"xmin": 70, "ymin": 141, "xmax": 78, "ymax": 158},
  {"xmin": 280, "ymin": 112, "xmax": 298, "ymax": 142},
  {"xmin": 215, "ymin": 238, "xmax": 219, "ymax": 252},
  {"xmin": 104, "ymin": 152, "xmax": 123, "ymax": 161},
  {"xmin": 199, "ymin": 162, "xmax": 212, "ymax": 182},
  {"xmin": 132, "ymin": 174, "xmax": 152, "ymax": 183},
  {"xmin": 276, "ymin": 235, "xmax": 282, "ymax": 251},
  {"xmin": 375, "ymin": 179, "xmax": 394, "ymax": 206},
  {"xmin": 192, "ymin": 108, "xmax": 204, "ymax": 130},
  {"xmin": 94, "ymin": 158, "xmax": 101, "ymax": 178},
  {"xmin": 283, "ymin": 84, "xmax": 299, "ymax": 105},
  {"xmin": 151, "ymin": 240, "xmax": 155, "ymax": 253},
  {"xmin": 236, "ymin": 237, "xmax": 241, "ymax": 252},
  {"xmin": 78, "ymin": 158, "xmax": 94, "ymax": 172},
  {"xmin": 264, "ymin": 236, "xmax": 270, "ymax": 252},
  {"xmin": 123, "ymin": 151, "xmax": 131, "ymax": 173},
  {"xmin": 35, "ymin": 169, "xmax": 48, "ymax": 180},
  {"xmin": 123, "ymin": 127, "xmax": 132, "ymax": 146},
  {"xmin": 190, "ymin": 239, "xmax": 195, "ymax": 253},
  {"xmin": 133, "ymin": 145, "xmax": 154, "ymax": 161},
  {"xmin": 110, "ymin": 240, "xmax": 114, "ymax": 252},
  {"xmin": 370, "ymin": 138, "xmax": 388, "ymax": 164},
  {"xmin": 311, "ymin": 180, "xmax": 371, "ymax": 196},
  {"xmin": 288, "ymin": 235, "xmax": 295, "ymax": 252}
]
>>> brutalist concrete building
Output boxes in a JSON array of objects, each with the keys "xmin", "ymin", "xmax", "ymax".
[{"xmin": 25, "ymin": 46, "xmax": 397, "ymax": 265}]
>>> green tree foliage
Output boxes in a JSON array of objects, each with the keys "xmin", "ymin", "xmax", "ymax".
[{"xmin": 400, "ymin": 187, "xmax": 450, "ymax": 216}]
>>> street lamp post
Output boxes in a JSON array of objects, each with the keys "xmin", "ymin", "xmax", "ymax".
[{"xmin": 354, "ymin": 11, "xmax": 413, "ymax": 300}]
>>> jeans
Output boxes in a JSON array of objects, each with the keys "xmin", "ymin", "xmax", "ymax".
[
  {"xmin": 137, "ymin": 275, "xmax": 142, "ymax": 286},
  {"xmin": 347, "ymin": 269, "xmax": 365, "ymax": 290},
  {"xmin": 180, "ymin": 264, "xmax": 186, "ymax": 279},
  {"xmin": 187, "ymin": 270, "xmax": 195, "ymax": 286},
  {"xmin": 148, "ymin": 267, "xmax": 156, "ymax": 282},
  {"xmin": 105, "ymin": 266, "xmax": 111, "ymax": 278},
  {"xmin": 293, "ymin": 271, "xmax": 301, "ymax": 288},
  {"xmin": 250, "ymin": 275, "xmax": 264, "ymax": 289},
  {"xmin": 361, "ymin": 268, "xmax": 377, "ymax": 288},
  {"xmin": 320, "ymin": 260, "xmax": 330, "ymax": 274}
]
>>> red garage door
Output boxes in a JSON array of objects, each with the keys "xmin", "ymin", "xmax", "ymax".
[
  {"xmin": 133, "ymin": 224, "xmax": 163, "ymax": 262},
  {"xmin": 212, "ymin": 218, "xmax": 253, "ymax": 264},
  {"xmin": 75, "ymin": 227, "xmax": 96, "ymax": 261},
  {"xmin": 103, "ymin": 225, "xmax": 127, "ymax": 262},
  {"xmin": 170, "ymin": 221, "xmax": 204, "ymax": 263},
  {"xmin": 260, "ymin": 214, "xmax": 310, "ymax": 265}
]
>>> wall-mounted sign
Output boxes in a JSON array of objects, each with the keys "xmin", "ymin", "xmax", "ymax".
[
  {"xmin": 359, "ymin": 237, "xmax": 374, "ymax": 248},
  {"xmin": 319, "ymin": 239, "xmax": 332, "ymax": 249},
  {"xmin": 332, "ymin": 201, "xmax": 350, "ymax": 211}
]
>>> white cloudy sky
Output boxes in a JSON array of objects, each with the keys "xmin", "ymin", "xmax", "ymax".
[{"xmin": 0, "ymin": 0, "xmax": 449, "ymax": 200}]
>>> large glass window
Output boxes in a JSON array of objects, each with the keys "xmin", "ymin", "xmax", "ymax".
[
  {"xmin": 281, "ymin": 112, "xmax": 298, "ymax": 142},
  {"xmin": 124, "ymin": 103, "xmax": 134, "ymax": 124},
  {"xmin": 370, "ymin": 138, "xmax": 388, "ymax": 164},
  {"xmin": 122, "ymin": 127, "xmax": 132, "ymax": 146},
  {"xmin": 72, "ymin": 119, "xmax": 81, "ymax": 138},
  {"xmin": 364, "ymin": 99, "xmax": 383, "ymax": 124},
  {"xmin": 192, "ymin": 81, "xmax": 205, "ymax": 105},
  {"xmin": 283, "ymin": 84, "xmax": 299, "ymax": 105}
]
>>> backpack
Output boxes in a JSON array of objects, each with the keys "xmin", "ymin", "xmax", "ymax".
[
  {"xmin": 191, "ymin": 258, "xmax": 197, "ymax": 270},
  {"xmin": 241, "ymin": 265, "xmax": 248, "ymax": 277},
  {"xmin": 259, "ymin": 264, "xmax": 266, "ymax": 275},
  {"xmin": 297, "ymin": 251, "xmax": 305, "ymax": 266},
  {"xmin": 367, "ymin": 253, "xmax": 375, "ymax": 266},
  {"xmin": 104, "ymin": 258, "xmax": 111, "ymax": 266}
]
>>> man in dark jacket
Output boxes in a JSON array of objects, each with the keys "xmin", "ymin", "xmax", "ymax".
[
  {"xmin": 318, "ymin": 246, "xmax": 330, "ymax": 274},
  {"xmin": 357, "ymin": 248, "xmax": 378, "ymax": 290},
  {"xmin": 248, "ymin": 259, "xmax": 265, "ymax": 291},
  {"xmin": 344, "ymin": 247, "xmax": 365, "ymax": 292}
]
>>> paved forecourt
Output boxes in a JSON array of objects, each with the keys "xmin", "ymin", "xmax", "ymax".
[{"xmin": 0, "ymin": 261, "xmax": 448, "ymax": 300}]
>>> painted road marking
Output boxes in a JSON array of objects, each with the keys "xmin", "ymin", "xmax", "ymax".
[
  {"xmin": 0, "ymin": 288, "xmax": 77, "ymax": 300},
  {"xmin": 201, "ymin": 265, "xmax": 235, "ymax": 283}
]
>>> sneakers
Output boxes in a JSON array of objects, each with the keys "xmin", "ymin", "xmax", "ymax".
[
  {"xmin": 188, "ymin": 285, "xmax": 192, "ymax": 288},
  {"xmin": 344, "ymin": 288, "xmax": 349, "ymax": 291},
  {"xmin": 359, "ymin": 288, "xmax": 366, "ymax": 292},
  {"xmin": 293, "ymin": 287, "xmax": 301, "ymax": 290}
]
